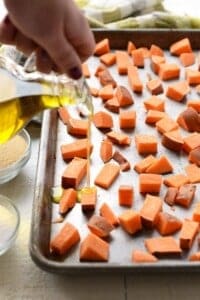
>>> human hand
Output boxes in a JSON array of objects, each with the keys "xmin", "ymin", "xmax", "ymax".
[{"xmin": 0, "ymin": 0, "xmax": 95, "ymax": 79}]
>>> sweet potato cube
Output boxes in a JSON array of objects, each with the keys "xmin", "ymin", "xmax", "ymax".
[
  {"xmin": 183, "ymin": 133, "xmax": 200, "ymax": 153},
  {"xmin": 118, "ymin": 185, "xmax": 134, "ymax": 207},
  {"xmin": 166, "ymin": 81, "xmax": 190, "ymax": 102},
  {"xmin": 170, "ymin": 38, "xmax": 192, "ymax": 56},
  {"xmin": 59, "ymin": 188, "xmax": 77, "ymax": 215},
  {"xmin": 131, "ymin": 48, "xmax": 144, "ymax": 68},
  {"xmin": 164, "ymin": 187, "xmax": 178, "ymax": 206},
  {"xmin": 94, "ymin": 38, "xmax": 110, "ymax": 56},
  {"xmin": 155, "ymin": 212, "xmax": 182, "ymax": 236},
  {"xmin": 132, "ymin": 250, "xmax": 158, "ymax": 263},
  {"xmin": 143, "ymin": 96, "xmax": 165, "ymax": 112},
  {"xmin": 119, "ymin": 110, "xmax": 136, "ymax": 129},
  {"xmin": 87, "ymin": 215, "xmax": 114, "ymax": 238},
  {"xmin": 159, "ymin": 63, "xmax": 180, "ymax": 81},
  {"xmin": 175, "ymin": 184, "xmax": 196, "ymax": 208},
  {"xmin": 62, "ymin": 157, "xmax": 87, "ymax": 188},
  {"xmin": 119, "ymin": 210, "xmax": 142, "ymax": 235},
  {"xmin": 145, "ymin": 236, "xmax": 182, "ymax": 256},
  {"xmin": 93, "ymin": 111, "xmax": 113, "ymax": 129},
  {"xmin": 99, "ymin": 202, "xmax": 119, "ymax": 226},
  {"xmin": 140, "ymin": 194, "xmax": 162, "ymax": 228},
  {"xmin": 80, "ymin": 187, "xmax": 97, "ymax": 211},
  {"xmin": 156, "ymin": 117, "xmax": 179, "ymax": 134},
  {"xmin": 185, "ymin": 164, "xmax": 200, "ymax": 184},
  {"xmin": 80, "ymin": 233, "xmax": 109, "ymax": 261},
  {"xmin": 179, "ymin": 220, "xmax": 199, "ymax": 249},
  {"xmin": 50, "ymin": 222, "xmax": 80, "ymax": 256},
  {"xmin": 115, "ymin": 86, "xmax": 134, "ymax": 107},
  {"xmin": 180, "ymin": 52, "xmax": 195, "ymax": 67},
  {"xmin": 134, "ymin": 155, "xmax": 157, "ymax": 174},
  {"xmin": 61, "ymin": 139, "xmax": 93, "ymax": 160},
  {"xmin": 162, "ymin": 130, "xmax": 184, "ymax": 152},
  {"xmin": 135, "ymin": 134, "xmax": 157, "ymax": 154},
  {"xmin": 164, "ymin": 174, "xmax": 189, "ymax": 188},
  {"xmin": 139, "ymin": 174, "xmax": 162, "ymax": 194},
  {"xmin": 189, "ymin": 146, "xmax": 200, "ymax": 166},
  {"xmin": 67, "ymin": 118, "xmax": 88, "ymax": 136},
  {"xmin": 145, "ymin": 110, "xmax": 167, "ymax": 125},
  {"xmin": 94, "ymin": 163, "xmax": 120, "ymax": 189}
]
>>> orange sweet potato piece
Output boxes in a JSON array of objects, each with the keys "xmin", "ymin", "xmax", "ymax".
[
  {"xmin": 177, "ymin": 107, "xmax": 200, "ymax": 132},
  {"xmin": 119, "ymin": 110, "xmax": 136, "ymax": 129},
  {"xmin": 146, "ymin": 78, "xmax": 164, "ymax": 95},
  {"xmin": 140, "ymin": 194, "xmax": 162, "ymax": 228},
  {"xmin": 193, "ymin": 202, "xmax": 200, "ymax": 222},
  {"xmin": 81, "ymin": 187, "xmax": 97, "ymax": 211},
  {"xmin": 107, "ymin": 130, "xmax": 131, "ymax": 146},
  {"xmin": 87, "ymin": 215, "xmax": 114, "ymax": 238},
  {"xmin": 139, "ymin": 47, "xmax": 150, "ymax": 58},
  {"xmin": 115, "ymin": 85, "xmax": 134, "ymax": 107},
  {"xmin": 100, "ymin": 52, "xmax": 116, "ymax": 66},
  {"xmin": 119, "ymin": 210, "xmax": 142, "ymax": 235},
  {"xmin": 82, "ymin": 62, "xmax": 90, "ymax": 78},
  {"xmin": 180, "ymin": 52, "xmax": 195, "ymax": 67},
  {"xmin": 116, "ymin": 50, "xmax": 131, "ymax": 74},
  {"xmin": 145, "ymin": 236, "xmax": 182, "ymax": 257},
  {"xmin": 164, "ymin": 187, "xmax": 178, "ymax": 206},
  {"xmin": 118, "ymin": 185, "xmax": 134, "ymax": 207},
  {"xmin": 150, "ymin": 44, "xmax": 164, "ymax": 57},
  {"xmin": 67, "ymin": 118, "xmax": 88, "ymax": 136},
  {"xmin": 145, "ymin": 155, "xmax": 173, "ymax": 174},
  {"xmin": 98, "ymin": 84, "xmax": 114, "ymax": 101},
  {"xmin": 94, "ymin": 163, "xmax": 120, "ymax": 189},
  {"xmin": 112, "ymin": 150, "xmax": 131, "ymax": 172},
  {"xmin": 128, "ymin": 65, "xmax": 143, "ymax": 93},
  {"xmin": 127, "ymin": 41, "xmax": 136, "ymax": 55},
  {"xmin": 170, "ymin": 38, "xmax": 192, "ymax": 56},
  {"xmin": 185, "ymin": 164, "xmax": 200, "ymax": 183},
  {"xmin": 50, "ymin": 222, "xmax": 80, "ymax": 256},
  {"xmin": 135, "ymin": 134, "xmax": 157, "ymax": 154},
  {"xmin": 189, "ymin": 146, "xmax": 200, "ymax": 166},
  {"xmin": 134, "ymin": 155, "xmax": 157, "ymax": 174},
  {"xmin": 99, "ymin": 69, "xmax": 117, "ymax": 87},
  {"xmin": 155, "ymin": 212, "xmax": 182, "ymax": 236},
  {"xmin": 58, "ymin": 107, "xmax": 71, "ymax": 125},
  {"xmin": 156, "ymin": 117, "xmax": 179, "ymax": 134},
  {"xmin": 59, "ymin": 188, "xmax": 77, "ymax": 215},
  {"xmin": 151, "ymin": 55, "xmax": 166, "ymax": 74},
  {"xmin": 186, "ymin": 69, "xmax": 200, "ymax": 85},
  {"xmin": 164, "ymin": 174, "xmax": 189, "ymax": 188},
  {"xmin": 131, "ymin": 48, "xmax": 144, "ymax": 68},
  {"xmin": 162, "ymin": 130, "xmax": 184, "ymax": 152},
  {"xmin": 159, "ymin": 63, "xmax": 180, "ymax": 81},
  {"xmin": 175, "ymin": 184, "xmax": 196, "ymax": 208},
  {"xmin": 143, "ymin": 96, "xmax": 165, "ymax": 112},
  {"xmin": 139, "ymin": 174, "xmax": 162, "ymax": 194},
  {"xmin": 179, "ymin": 219, "xmax": 199, "ymax": 250},
  {"xmin": 94, "ymin": 38, "xmax": 110, "ymax": 56},
  {"xmin": 90, "ymin": 87, "xmax": 99, "ymax": 97},
  {"xmin": 100, "ymin": 139, "xmax": 113, "ymax": 163},
  {"xmin": 183, "ymin": 133, "xmax": 200, "ymax": 153},
  {"xmin": 93, "ymin": 111, "xmax": 113, "ymax": 129},
  {"xmin": 95, "ymin": 64, "xmax": 107, "ymax": 77},
  {"xmin": 166, "ymin": 81, "xmax": 190, "ymax": 102},
  {"xmin": 104, "ymin": 97, "xmax": 120, "ymax": 113},
  {"xmin": 189, "ymin": 252, "xmax": 200, "ymax": 261},
  {"xmin": 61, "ymin": 139, "xmax": 92, "ymax": 160},
  {"xmin": 80, "ymin": 233, "xmax": 109, "ymax": 261},
  {"xmin": 187, "ymin": 100, "xmax": 200, "ymax": 113},
  {"xmin": 99, "ymin": 202, "xmax": 119, "ymax": 226},
  {"xmin": 62, "ymin": 157, "xmax": 87, "ymax": 189},
  {"xmin": 132, "ymin": 250, "xmax": 158, "ymax": 263},
  {"xmin": 145, "ymin": 110, "xmax": 167, "ymax": 125}
]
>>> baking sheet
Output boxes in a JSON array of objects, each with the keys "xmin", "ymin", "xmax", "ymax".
[{"xmin": 30, "ymin": 30, "xmax": 200, "ymax": 273}]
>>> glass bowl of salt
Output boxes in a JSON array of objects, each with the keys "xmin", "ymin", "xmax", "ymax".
[
  {"xmin": 0, "ymin": 129, "xmax": 31, "ymax": 184},
  {"xmin": 0, "ymin": 194, "xmax": 20, "ymax": 255}
]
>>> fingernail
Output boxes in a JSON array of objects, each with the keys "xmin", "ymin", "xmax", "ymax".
[{"xmin": 69, "ymin": 67, "xmax": 82, "ymax": 80}]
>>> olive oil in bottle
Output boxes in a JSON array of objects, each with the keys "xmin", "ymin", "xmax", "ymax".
[{"xmin": 0, "ymin": 93, "xmax": 75, "ymax": 144}]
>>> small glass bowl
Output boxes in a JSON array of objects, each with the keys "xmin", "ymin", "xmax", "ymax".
[
  {"xmin": 0, "ymin": 129, "xmax": 31, "ymax": 184},
  {"xmin": 0, "ymin": 194, "xmax": 20, "ymax": 255}
]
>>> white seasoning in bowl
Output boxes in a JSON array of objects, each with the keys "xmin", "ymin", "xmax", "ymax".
[
  {"xmin": 0, "ymin": 135, "xmax": 27, "ymax": 169},
  {"xmin": 0, "ymin": 204, "xmax": 16, "ymax": 245}
]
